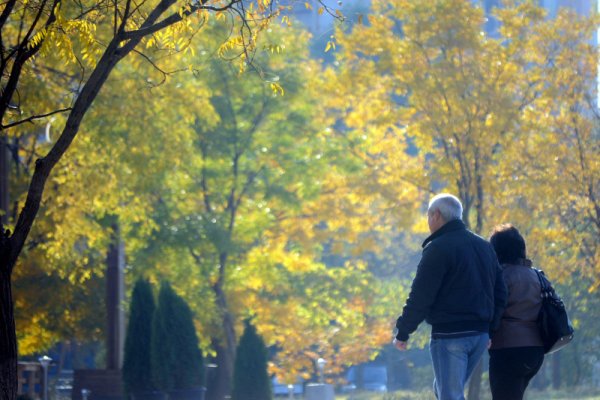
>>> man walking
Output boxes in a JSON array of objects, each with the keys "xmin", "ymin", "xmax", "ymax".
[{"xmin": 394, "ymin": 193, "xmax": 506, "ymax": 400}]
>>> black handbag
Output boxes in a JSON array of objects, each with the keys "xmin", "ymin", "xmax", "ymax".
[{"xmin": 534, "ymin": 269, "xmax": 574, "ymax": 354}]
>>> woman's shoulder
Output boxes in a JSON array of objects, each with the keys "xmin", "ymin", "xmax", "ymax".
[{"xmin": 502, "ymin": 261, "xmax": 539, "ymax": 282}]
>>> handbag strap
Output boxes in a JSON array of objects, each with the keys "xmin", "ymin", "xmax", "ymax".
[{"xmin": 534, "ymin": 269, "xmax": 550, "ymax": 297}]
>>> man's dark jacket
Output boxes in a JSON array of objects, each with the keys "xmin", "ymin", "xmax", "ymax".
[{"xmin": 395, "ymin": 219, "xmax": 507, "ymax": 341}]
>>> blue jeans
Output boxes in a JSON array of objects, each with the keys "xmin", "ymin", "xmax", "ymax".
[{"xmin": 429, "ymin": 333, "xmax": 489, "ymax": 400}]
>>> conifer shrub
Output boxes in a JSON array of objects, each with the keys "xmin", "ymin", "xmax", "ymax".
[
  {"xmin": 151, "ymin": 281, "xmax": 203, "ymax": 392},
  {"xmin": 123, "ymin": 278, "xmax": 156, "ymax": 397},
  {"xmin": 232, "ymin": 320, "xmax": 272, "ymax": 400}
]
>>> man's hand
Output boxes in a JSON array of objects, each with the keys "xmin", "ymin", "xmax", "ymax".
[{"xmin": 393, "ymin": 338, "xmax": 408, "ymax": 351}]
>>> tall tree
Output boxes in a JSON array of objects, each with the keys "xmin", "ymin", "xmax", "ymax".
[
  {"xmin": 0, "ymin": 0, "xmax": 339, "ymax": 397},
  {"xmin": 499, "ymin": 7, "xmax": 600, "ymax": 286},
  {"xmin": 129, "ymin": 20, "xmax": 388, "ymax": 396},
  {"xmin": 6, "ymin": 17, "xmax": 389, "ymax": 397},
  {"xmin": 323, "ymin": 0, "xmax": 598, "ymax": 396}
]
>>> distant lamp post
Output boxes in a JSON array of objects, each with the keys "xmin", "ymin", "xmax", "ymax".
[
  {"xmin": 202, "ymin": 363, "xmax": 217, "ymax": 400},
  {"xmin": 287, "ymin": 383, "xmax": 294, "ymax": 400},
  {"xmin": 317, "ymin": 358, "xmax": 326, "ymax": 384},
  {"xmin": 203, "ymin": 362, "xmax": 218, "ymax": 382},
  {"xmin": 38, "ymin": 355, "xmax": 52, "ymax": 400}
]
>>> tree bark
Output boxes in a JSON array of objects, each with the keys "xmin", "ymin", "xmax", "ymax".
[
  {"xmin": 0, "ymin": 260, "xmax": 17, "ymax": 400},
  {"xmin": 209, "ymin": 259, "xmax": 236, "ymax": 400},
  {"xmin": 0, "ymin": 144, "xmax": 15, "ymax": 398},
  {"xmin": 208, "ymin": 340, "xmax": 234, "ymax": 400},
  {"xmin": 465, "ymin": 165, "xmax": 485, "ymax": 400}
]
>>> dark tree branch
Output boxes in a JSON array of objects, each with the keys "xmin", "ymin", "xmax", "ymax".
[
  {"xmin": 0, "ymin": 0, "xmax": 18, "ymax": 68},
  {"xmin": 189, "ymin": 247, "xmax": 202, "ymax": 265},
  {"xmin": 132, "ymin": 48, "xmax": 168, "ymax": 86},
  {"xmin": 18, "ymin": 0, "xmax": 50, "ymax": 54},
  {"xmin": 121, "ymin": 0, "xmax": 238, "ymax": 42},
  {"xmin": 0, "ymin": 0, "xmax": 17, "ymax": 29},
  {"xmin": 234, "ymin": 167, "xmax": 263, "ymax": 211},
  {"xmin": 117, "ymin": 0, "xmax": 132, "ymax": 35},
  {"xmin": 199, "ymin": 135, "xmax": 213, "ymax": 214},
  {"xmin": 0, "ymin": 0, "xmax": 60, "ymax": 120},
  {"xmin": 10, "ymin": 33, "xmax": 125, "ymax": 268},
  {"xmin": 1, "ymin": 107, "xmax": 72, "ymax": 130}
]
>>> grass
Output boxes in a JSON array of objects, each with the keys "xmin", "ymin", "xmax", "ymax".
[
  {"xmin": 333, "ymin": 388, "xmax": 600, "ymax": 400},
  {"xmin": 525, "ymin": 388, "xmax": 600, "ymax": 400}
]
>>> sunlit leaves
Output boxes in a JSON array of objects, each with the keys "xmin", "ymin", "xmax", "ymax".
[
  {"xmin": 322, "ymin": 0, "xmax": 600, "ymax": 353},
  {"xmin": 324, "ymin": 39, "xmax": 335, "ymax": 53},
  {"xmin": 269, "ymin": 82, "xmax": 284, "ymax": 95}
]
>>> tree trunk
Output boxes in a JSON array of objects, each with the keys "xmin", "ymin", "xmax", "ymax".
[
  {"xmin": 208, "ymin": 283, "xmax": 236, "ymax": 400},
  {"xmin": 466, "ymin": 170, "xmax": 486, "ymax": 400},
  {"xmin": 467, "ymin": 358, "xmax": 483, "ymax": 400},
  {"xmin": 205, "ymin": 250, "xmax": 237, "ymax": 400},
  {"xmin": 0, "ymin": 260, "xmax": 17, "ymax": 400},
  {"xmin": 208, "ymin": 341, "xmax": 234, "ymax": 400},
  {"xmin": 1, "ymin": 129, "xmax": 16, "ymax": 400},
  {"xmin": 0, "ymin": 114, "xmax": 14, "ymax": 400}
]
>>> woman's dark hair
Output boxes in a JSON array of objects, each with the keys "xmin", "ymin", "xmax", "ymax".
[{"xmin": 490, "ymin": 223, "xmax": 526, "ymax": 265}]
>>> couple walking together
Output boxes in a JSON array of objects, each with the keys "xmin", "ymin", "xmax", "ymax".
[{"xmin": 394, "ymin": 193, "xmax": 547, "ymax": 400}]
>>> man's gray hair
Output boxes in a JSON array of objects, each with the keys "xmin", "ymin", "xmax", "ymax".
[{"xmin": 428, "ymin": 193, "xmax": 463, "ymax": 222}]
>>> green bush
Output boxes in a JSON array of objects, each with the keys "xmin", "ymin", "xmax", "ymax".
[
  {"xmin": 232, "ymin": 320, "xmax": 271, "ymax": 400},
  {"xmin": 123, "ymin": 278, "xmax": 156, "ymax": 396},
  {"xmin": 151, "ymin": 281, "xmax": 203, "ymax": 391}
]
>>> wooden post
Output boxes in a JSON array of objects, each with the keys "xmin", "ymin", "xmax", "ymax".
[{"xmin": 106, "ymin": 223, "xmax": 125, "ymax": 370}]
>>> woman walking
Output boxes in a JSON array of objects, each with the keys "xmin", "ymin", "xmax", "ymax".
[{"xmin": 488, "ymin": 224, "xmax": 545, "ymax": 400}]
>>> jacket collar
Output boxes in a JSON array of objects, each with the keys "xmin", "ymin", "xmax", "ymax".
[
  {"xmin": 422, "ymin": 219, "xmax": 466, "ymax": 248},
  {"xmin": 502, "ymin": 258, "xmax": 533, "ymax": 268}
]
